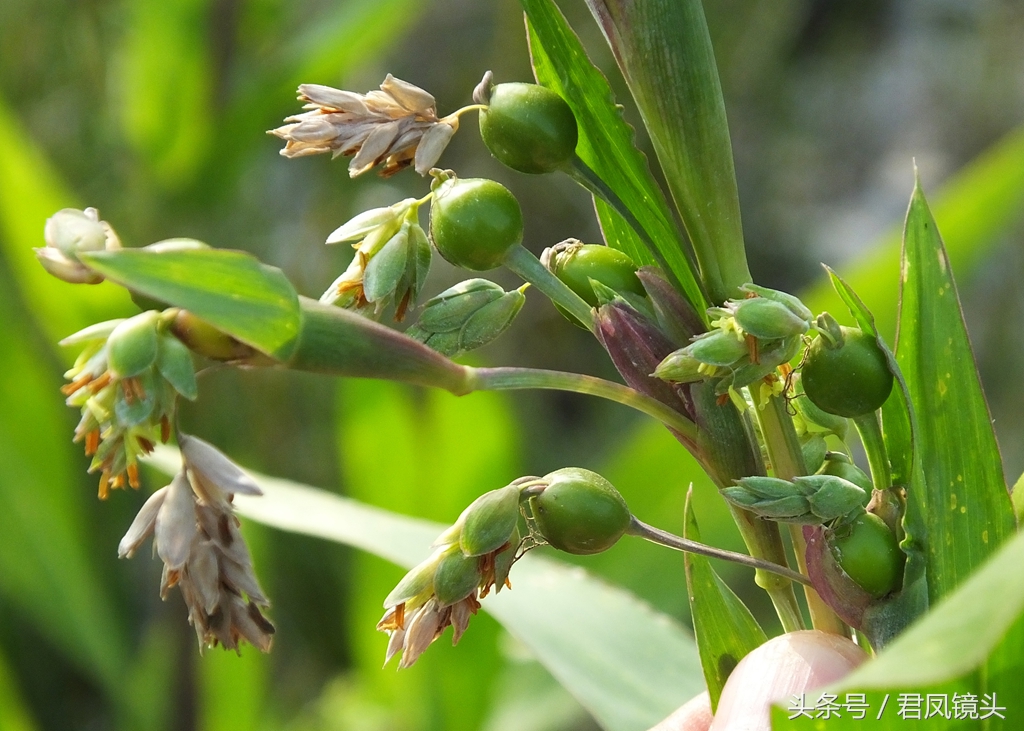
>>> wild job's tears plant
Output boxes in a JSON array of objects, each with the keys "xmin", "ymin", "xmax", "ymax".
[{"xmin": 33, "ymin": 0, "xmax": 1022, "ymax": 727}]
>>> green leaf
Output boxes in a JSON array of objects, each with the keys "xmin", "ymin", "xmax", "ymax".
[
  {"xmin": 0, "ymin": 647, "xmax": 40, "ymax": 731},
  {"xmin": 80, "ymin": 247, "xmax": 301, "ymax": 360},
  {"xmin": 683, "ymin": 489, "xmax": 766, "ymax": 711},
  {"xmin": 802, "ymin": 124, "xmax": 1024, "ymax": 342},
  {"xmin": 145, "ymin": 441, "xmax": 703, "ymax": 731},
  {"xmin": 582, "ymin": 0, "xmax": 749, "ymax": 304},
  {"xmin": 0, "ymin": 284, "xmax": 128, "ymax": 696},
  {"xmin": 1012, "ymin": 471, "xmax": 1024, "ymax": 525},
  {"xmin": 896, "ymin": 180, "xmax": 1015, "ymax": 602},
  {"xmin": 522, "ymin": 0, "xmax": 707, "ymax": 313}
]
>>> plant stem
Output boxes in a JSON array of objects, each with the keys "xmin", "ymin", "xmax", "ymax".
[
  {"xmin": 754, "ymin": 393, "xmax": 848, "ymax": 635},
  {"xmin": 503, "ymin": 244, "xmax": 595, "ymax": 329},
  {"xmin": 755, "ymin": 394, "xmax": 806, "ymax": 481},
  {"xmin": 468, "ymin": 366, "xmax": 696, "ymax": 441},
  {"xmin": 726, "ymin": 505, "xmax": 806, "ymax": 633},
  {"xmin": 853, "ymin": 411, "xmax": 892, "ymax": 490},
  {"xmin": 627, "ymin": 517, "xmax": 810, "ymax": 586}
]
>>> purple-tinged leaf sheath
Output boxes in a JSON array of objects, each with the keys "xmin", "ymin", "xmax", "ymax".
[
  {"xmin": 595, "ymin": 301, "xmax": 695, "ymax": 428},
  {"xmin": 803, "ymin": 525, "xmax": 873, "ymax": 631},
  {"xmin": 636, "ymin": 267, "xmax": 705, "ymax": 346}
]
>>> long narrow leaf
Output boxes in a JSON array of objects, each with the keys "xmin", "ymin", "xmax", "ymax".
[
  {"xmin": 584, "ymin": 0, "xmax": 749, "ymax": 303},
  {"xmin": 896, "ymin": 180, "xmax": 1014, "ymax": 601},
  {"xmin": 0, "ymin": 289, "xmax": 128, "ymax": 695},
  {"xmin": 897, "ymin": 181, "xmax": 1021, "ymax": 717},
  {"xmin": 145, "ymin": 447, "xmax": 703, "ymax": 731},
  {"xmin": 683, "ymin": 489, "xmax": 765, "ymax": 710},
  {"xmin": 522, "ymin": 0, "xmax": 706, "ymax": 312}
]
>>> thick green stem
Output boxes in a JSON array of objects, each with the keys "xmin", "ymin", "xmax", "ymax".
[
  {"xmin": 286, "ymin": 299, "xmax": 696, "ymax": 434},
  {"xmin": 754, "ymin": 394, "xmax": 847, "ymax": 635},
  {"xmin": 503, "ymin": 244, "xmax": 595, "ymax": 329},
  {"xmin": 688, "ymin": 384, "xmax": 805, "ymax": 631},
  {"xmin": 853, "ymin": 411, "xmax": 892, "ymax": 490},
  {"xmin": 468, "ymin": 367, "xmax": 696, "ymax": 441},
  {"xmin": 727, "ymin": 505, "xmax": 806, "ymax": 633},
  {"xmin": 627, "ymin": 517, "xmax": 810, "ymax": 586},
  {"xmin": 755, "ymin": 395, "xmax": 806, "ymax": 481}
]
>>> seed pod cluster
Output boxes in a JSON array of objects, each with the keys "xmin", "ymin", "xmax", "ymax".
[{"xmin": 406, "ymin": 279, "xmax": 526, "ymax": 357}]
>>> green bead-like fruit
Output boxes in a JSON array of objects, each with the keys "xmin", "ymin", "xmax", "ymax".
[
  {"xmin": 479, "ymin": 83, "xmax": 578, "ymax": 174},
  {"xmin": 802, "ymin": 327, "xmax": 893, "ymax": 417},
  {"xmin": 429, "ymin": 178, "xmax": 523, "ymax": 271},
  {"xmin": 548, "ymin": 244, "xmax": 645, "ymax": 307},
  {"xmin": 532, "ymin": 468, "xmax": 630, "ymax": 555},
  {"xmin": 829, "ymin": 513, "xmax": 903, "ymax": 598}
]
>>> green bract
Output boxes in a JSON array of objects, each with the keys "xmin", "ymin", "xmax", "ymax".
[
  {"xmin": 106, "ymin": 311, "xmax": 161, "ymax": 378},
  {"xmin": 433, "ymin": 548, "xmax": 482, "ymax": 607},
  {"xmin": 479, "ymin": 82, "xmax": 578, "ymax": 174},
  {"xmin": 732, "ymin": 297, "xmax": 809, "ymax": 340},
  {"xmin": 547, "ymin": 243, "xmax": 645, "ymax": 307},
  {"xmin": 429, "ymin": 178, "xmax": 523, "ymax": 271},
  {"xmin": 819, "ymin": 452, "xmax": 873, "ymax": 492},
  {"xmin": 802, "ymin": 326, "xmax": 894, "ymax": 417},
  {"xmin": 531, "ymin": 468, "xmax": 630, "ymax": 555},
  {"xmin": 829, "ymin": 513, "xmax": 904, "ymax": 599},
  {"xmin": 459, "ymin": 484, "xmax": 522, "ymax": 557}
]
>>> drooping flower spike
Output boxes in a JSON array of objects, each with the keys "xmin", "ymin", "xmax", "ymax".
[{"xmin": 118, "ymin": 434, "xmax": 274, "ymax": 652}]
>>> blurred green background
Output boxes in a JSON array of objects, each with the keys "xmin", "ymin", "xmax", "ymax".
[{"xmin": 2, "ymin": 0, "xmax": 1024, "ymax": 729}]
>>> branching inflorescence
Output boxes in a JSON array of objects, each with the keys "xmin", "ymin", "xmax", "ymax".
[{"xmin": 36, "ymin": 65, "xmax": 914, "ymax": 667}]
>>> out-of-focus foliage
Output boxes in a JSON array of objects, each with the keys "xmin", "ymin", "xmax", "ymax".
[{"xmin": 2, "ymin": 0, "xmax": 1024, "ymax": 729}]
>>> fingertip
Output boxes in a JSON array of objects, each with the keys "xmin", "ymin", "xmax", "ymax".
[
  {"xmin": 649, "ymin": 691, "xmax": 713, "ymax": 731},
  {"xmin": 710, "ymin": 630, "xmax": 867, "ymax": 731}
]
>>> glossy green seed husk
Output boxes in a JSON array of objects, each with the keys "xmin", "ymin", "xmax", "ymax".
[
  {"xmin": 532, "ymin": 468, "xmax": 630, "ymax": 555},
  {"xmin": 429, "ymin": 178, "xmax": 523, "ymax": 271},
  {"xmin": 479, "ymin": 83, "xmax": 578, "ymax": 174}
]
